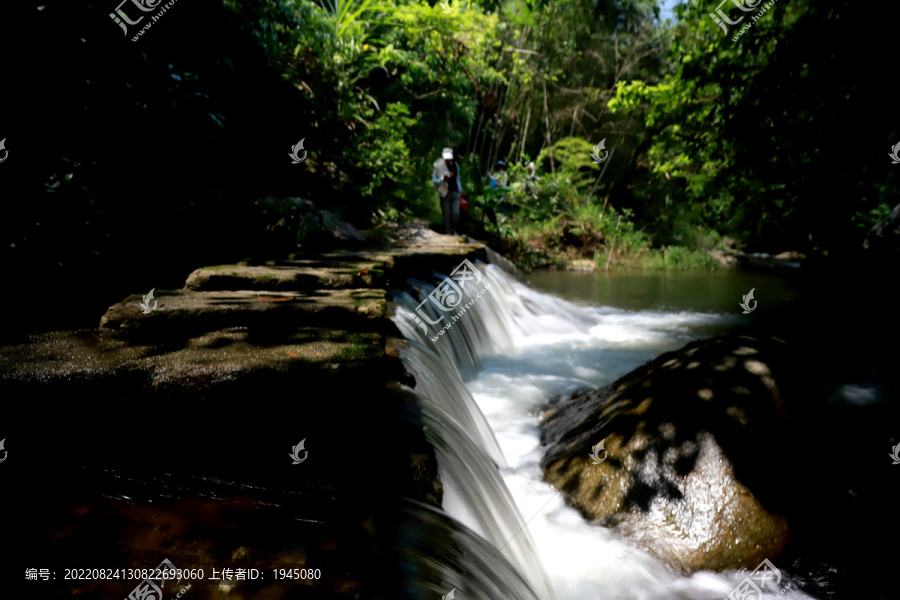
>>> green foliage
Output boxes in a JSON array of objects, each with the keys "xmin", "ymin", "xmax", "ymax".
[
  {"xmin": 358, "ymin": 103, "xmax": 421, "ymax": 206},
  {"xmin": 318, "ymin": 0, "xmax": 379, "ymax": 47},
  {"xmin": 538, "ymin": 137, "xmax": 601, "ymax": 189},
  {"xmin": 225, "ymin": 0, "xmax": 899, "ymax": 266},
  {"xmin": 607, "ymin": 0, "xmax": 900, "ymax": 258},
  {"xmin": 852, "ymin": 203, "xmax": 893, "ymax": 230},
  {"xmin": 618, "ymin": 245, "xmax": 718, "ymax": 270},
  {"xmin": 239, "ymin": 0, "xmax": 505, "ymax": 224}
]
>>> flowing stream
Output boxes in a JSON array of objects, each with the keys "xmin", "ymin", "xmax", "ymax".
[{"xmin": 392, "ymin": 262, "xmax": 819, "ymax": 600}]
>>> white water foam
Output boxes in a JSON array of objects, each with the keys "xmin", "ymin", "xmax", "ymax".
[
  {"xmin": 394, "ymin": 263, "xmax": 819, "ymax": 600},
  {"xmin": 462, "ymin": 266, "xmax": 819, "ymax": 600}
]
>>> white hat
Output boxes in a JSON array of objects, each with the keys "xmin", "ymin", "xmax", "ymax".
[{"xmin": 442, "ymin": 147, "xmax": 454, "ymax": 159}]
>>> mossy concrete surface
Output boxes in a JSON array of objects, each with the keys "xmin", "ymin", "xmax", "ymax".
[
  {"xmin": 0, "ymin": 327, "xmax": 384, "ymax": 387},
  {"xmin": 2, "ymin": 230, "xmax": 485, "ymax": 599},
  {"xmin": 99, "ymin": 288, "xmax": 386, "ymax": 335},
  {"xmin": 187, "ymin": 260, "xmax": 386, "ymax": 291},
  {"xmin": 6, "ymin": 231, "xmax": 484, "ymax": 401},
  {"xmin": 2, "ymin": 230, "xmax": 478, "ymax": 502}
]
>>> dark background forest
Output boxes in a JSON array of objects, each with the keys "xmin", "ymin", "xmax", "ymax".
[{"xmin": 1, "ymin": 0, "xmax": 898, "ymax": 339}]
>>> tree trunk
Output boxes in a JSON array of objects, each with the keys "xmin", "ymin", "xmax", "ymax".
[
  {"xmin": 543, "ymin": 79, "xmax": 555, "ymax": 174},
  {"xmin": 584, "ymin": 144, "xmax": 617, "ymax": 204},
  {"xmin": 519, "ymin": 105, "xmax": 531, "ymax": 163},
  {"xmin": 605, "ymin": 215, "xmax": 622, "ymax": 272}
]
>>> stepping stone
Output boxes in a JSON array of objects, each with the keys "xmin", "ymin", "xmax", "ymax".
[
  {"xmin": 99, "ymin": 288, "xmax": 386, "ymax": 336},
  {"xmin": 185, "ymin": 261, "xmax": 386, "ymax": 292}
]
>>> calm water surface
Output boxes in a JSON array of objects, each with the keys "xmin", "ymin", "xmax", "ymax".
[{"xmin": 526, "ymin": 267, "xmax": 808, "ymax": 317}]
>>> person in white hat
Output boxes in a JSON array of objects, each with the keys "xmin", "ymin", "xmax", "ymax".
[
  {"xmin": 525, "ymin": 161, "xmax": 541, "ymax": 197},
  {"xmin": 432, "ymin": 147, "xmax": 463, "ymax": 234}
]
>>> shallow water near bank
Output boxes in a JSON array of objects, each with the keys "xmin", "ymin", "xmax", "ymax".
[{"xmin": 526, "ymin": 267, "xmax": 808, "ymax": 317}]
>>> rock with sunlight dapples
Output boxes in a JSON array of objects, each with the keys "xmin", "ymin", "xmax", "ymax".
[{"xmin": 539, "ymin": 333, "xmax": 796, "ymax": 574}]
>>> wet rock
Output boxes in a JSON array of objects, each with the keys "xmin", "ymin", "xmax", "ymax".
[
  {"xmin": 774, "ymin": 251, "xmax": 806, "ymax": 261},
  {"xmin": 2, "ymin": 229, "xmax": 494, "ymax": 598},
  {"xmin": 99, "ymin": 288, "xmax": 385, "ymax": 335},
  {"xmin": 185, "ymin": 260, "xmax": 385, "ymax": 291},
  {"xmin": 20, "ymin": 467, "xmax": 397, "ymax": 600},
  {"xmin": 319, "ymin": 243, "xmax": 488, "ymax": 289},
  {"xmin": 483, "ymin": 245, "xmax": 528, "ymax": 282},
  {"xmin": 566, "ymin": 259, "xmax": 596, "ymax": 271},
  {"xmin": 257, "ymin": 197, "xmax": 365, "ymax": 249},
  {"xmin": 0, "ymin": 327, "xmax": 385, "ymax": 387},
  {"xmin": 298, "ymin": 207, "xmax": 365, "ymax": 247},
  {"xmin": 710, "ymin": 249, "xmax": 741, "ymax": 267},
  {"xmin": 382, "ymin": 220, "xmax": 440, "ymax": 241},
  {"xmin": 539, "ymin": 333, "xmax": 795, "ymax": 574}
]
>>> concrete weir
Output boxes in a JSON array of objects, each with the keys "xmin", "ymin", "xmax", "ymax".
[{"xmin": 1, "ymin": 230, "xmax": 490, "ymax": 600}]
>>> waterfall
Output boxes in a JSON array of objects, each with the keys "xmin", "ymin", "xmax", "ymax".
[
  {"xmin": 416, "ymin": 386, "xmax": 553, "ymax": 600},
  {"xmin": 392, "ymin": 263, "xmax": 607, "ymax": 373},
  {"xmin": 394, "ymin": 498, "xmax": 543, "ymax": 600},
  {"xmin": 390, "ymin": 261, "xmax": 818, "ymax": 600},
  {"xmin": 389, "ymin": 261, "xmax": 629, "ymax": 600},
  {"xmin": 391, "ymin": 262, "xmax": 557, "ymax": 600},
  {"xmin": 392, "ymin": 336, "xmax": 507, "ymax": 468}
]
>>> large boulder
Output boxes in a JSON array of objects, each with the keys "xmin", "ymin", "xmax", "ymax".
[
  {"xmin": 297, "ymin": 206, "xmax": 365, "ymax": 247},
  {"xmin": 540, "ymin": 334, "xmax": 796, "ymax": 574},
  {"xmin": 255, "ymin": 197, "xmax": 365, "ymax": 252}
]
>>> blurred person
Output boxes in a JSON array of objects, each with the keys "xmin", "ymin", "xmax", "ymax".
[
  {"xmin": 432, "ymin": 147, "xmax": 463, "ymax": 235},
  {"xmin": 525, "ymin": 161, "xmax": 541, "ymax": 197},
  {"xmin": 489, "ymin": 159, "xmax": 509, "ymax": 214},
  {"xmin": 489, "ymin": 160, "xmax": 508, "ymax": 190}
]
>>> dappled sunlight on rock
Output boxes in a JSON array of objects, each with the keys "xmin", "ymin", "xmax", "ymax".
[
  {"xmin": 618, "ymin": 432, "xmax": 789, "ymax": 571},
  {"xmin": 713, "ymin": 356, "xmax": 738, "ymax": 371},
  {"xmin": 658, "ymin": 422, "xmax": 676, "ymax": 440},
  {"xmin": 630, "ymin": 397, "xmax": 654, "ymax": 414},
  {"xmin": 743, "ymin": 359, "xmax": 771, "ymax": 376},
  {"xmin": 733, "ymin": 346, "xmax": 759, "ymax": 356},
  {"xmin": 540, "ymin": 333, "xmax": 795, "ymax": 573},
  {"xmin": 725, "ymin": 406, "xmax": 749, "ymax": 425}
]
